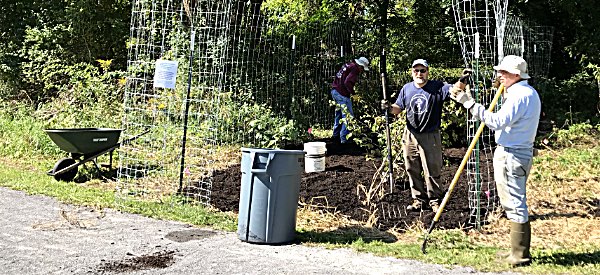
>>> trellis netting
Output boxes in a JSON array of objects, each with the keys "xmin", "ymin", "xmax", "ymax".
[
  {"xmin": 453, "ymin": 0, "xmax": 553, "ymax": 229},
  {"xmin": 116, "ymin": 0, "xmax": 378, "ymax": 205}
]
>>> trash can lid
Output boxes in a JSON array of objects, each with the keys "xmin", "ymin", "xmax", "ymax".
[{"xmin": 241, "ymin": 147, "xmax": 305, "ymax": 155}]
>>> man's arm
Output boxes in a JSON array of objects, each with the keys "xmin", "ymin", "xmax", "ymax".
[
  {"xmin": 343, "ymin": 70, "xmax": 359, "ymax": 94},
  {"xmin": 450, "ymin": 87, "xmax": 527, "ymax": 131},
  {"xmin": 471, "ymin": 96, "xmax": 526, "ymax": 131}
]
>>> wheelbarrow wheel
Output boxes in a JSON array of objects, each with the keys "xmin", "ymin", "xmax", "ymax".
[{"xmin": 52, "ymin": 158, "xmax": 78, "ymax": 182}]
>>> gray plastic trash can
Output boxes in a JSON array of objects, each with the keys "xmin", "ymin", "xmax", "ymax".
[{"xmin": 238, "ymin": 148, "xmax": 305, "ymax": 244}]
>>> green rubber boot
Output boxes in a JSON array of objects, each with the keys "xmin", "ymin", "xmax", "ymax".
[{"xmin": 505, "ymin": 221, "xmax": 532, "ymax": 267}]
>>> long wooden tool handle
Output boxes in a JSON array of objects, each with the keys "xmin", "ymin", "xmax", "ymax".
[
  {"xmin": 421, "ymin": 83, "xmax": 505, "ymax": 254},
  {"xmin": 433, "ymin": 83, "xmax": 504, "ymax": 221}
]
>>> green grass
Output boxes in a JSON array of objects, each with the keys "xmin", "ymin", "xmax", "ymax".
[
  {"xmin": 0, "ymin": 158, "xmax": 237, "ymax": 232},
  {"xmin": 0, "ymin": 105, "xmax": 62, "ymax": 159},
  {"xmin": 297, "ymin": 228, "xmax": 600, "ymax": 274},
  {"xmin": 535, "ymin": 147, "xmax": 598, "ymax": 172}
]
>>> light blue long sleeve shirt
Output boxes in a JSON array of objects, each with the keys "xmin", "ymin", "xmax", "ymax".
[{"xmin": 470, "ymin": 80, "xmax": 541, "ymax": 148}]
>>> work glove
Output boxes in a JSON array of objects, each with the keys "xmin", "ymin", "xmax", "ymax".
[
  {"xmin": 455, "ymin": 69, "xmax": 473, "ymax": 90},
  {"xmin": 462, "ymin": 69, "xmax": 473, "ymax": 78},
  {"xmin": 381, "ymin": 99, "xmax": 391, "ymax": 112},
  {"xmin": 450, "ymin": 86, "xmax": 476, "ymax": 109}
]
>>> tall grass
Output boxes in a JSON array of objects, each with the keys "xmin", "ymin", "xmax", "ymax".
[{"xmin": 0, "ymin": 102, "xmax": 62, "ymax": 159}]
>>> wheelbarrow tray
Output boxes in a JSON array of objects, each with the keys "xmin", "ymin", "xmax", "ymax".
[
  {"xmin": 45, "ymin": 128, "xmax": 149, "ymax": 181},
  {"xmin": 44, "ymin": 128, "xmax": 123, "ymax": 155}
]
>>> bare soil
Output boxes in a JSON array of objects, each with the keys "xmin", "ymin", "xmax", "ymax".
[{"xmin": 210, "ymin": 138, "xmax": 493, "ymax": 231}]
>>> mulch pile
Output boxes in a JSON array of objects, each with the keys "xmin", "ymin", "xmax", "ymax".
[{"xmin": 210, "ymin": 139, "xmax": 494, "ymax": 231}]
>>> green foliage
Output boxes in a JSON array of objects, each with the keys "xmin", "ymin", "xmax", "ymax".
[
  {"xmin": 0, "ymin": 0, "xmax": 40, "ymax": 91},
  {"xmin": 540, "ymin": 122, "xmax": 600, "ymax": 149},
  {"xmin": 436, "ymin": 68, "xmax": 471, "ymax": 147},
  {"xmin": 334, "ymin": 97, "xmax": 385, "ymax": 155},
  {"xmin": 32, "ymin": 63, "xmax": 125, "ymax": 129},
  {"xmin": 201, "ymin": 92, "xmax": 310, "ymax": 148},
  {"xmin": 262, "ymin": 0, "xmax": 319, "ymax": 24},
  {"xmin": 0, "ymin": 0, "xmax": 598, "ymax": 126},
  {"xmin": 0, "ymin": 102, "xmax": 62, "ymax": 158},
  {"xmin": 0, "ymin": 0, "xmax": 130, "ymax": 102},
  {"xmin": 535, "ymin": 71, "xmax": 599, "ymax": 126},
  {"xmin": 0, "ymin": 78, "xmax": 18, "ymax": 101},
  {"xmin": 242, "ymin": 104, "xmax": 307, "ymax": 148}
]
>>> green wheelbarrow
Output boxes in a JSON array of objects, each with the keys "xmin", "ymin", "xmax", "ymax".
[{"xmin": 44, "ymin": 128, "xmax": 148, "ymax": 182}]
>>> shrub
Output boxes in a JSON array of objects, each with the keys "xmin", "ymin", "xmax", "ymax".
[
  {"xmin": 540, "ymin": 122, "xmax": 600, "ymax": 149},
  {"xmin": 33, "ymin": 61, "xmax": 125, "ymax": 129},
  {"xmin": 199, "ymin": 92, "xmax": 310, "ymax": 148},
  {"xmin": 536, "ymin": 72, "xmax": 599, "ymax": 126}
]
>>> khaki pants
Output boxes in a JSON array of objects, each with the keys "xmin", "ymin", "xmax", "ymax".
[
  {"xmin": 493, "ymin": 146, "xmax": 533, "ymax": 223},
  {"xmin": 402, "ymin": 128, "xmax": 443, "ymax": 203}
]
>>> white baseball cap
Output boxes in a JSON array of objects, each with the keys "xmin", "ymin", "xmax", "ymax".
[
  {"xmin": 493, "ymin": 55, "xmax": 531, "ymax": 79},
  {"xmin": 355, "ymin": 57, "xmax": 370, "ymax": 71},
  {"xmin": 412, "ymin": 59, "xmax": 429, "ymax": 68}
]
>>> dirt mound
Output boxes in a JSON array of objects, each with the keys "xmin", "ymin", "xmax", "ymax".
[
  {"xmin": 97, "ymin": 250, "xmax": 176, "ymax": 273},
  {"xmin": 210, "ymin": 139, "xmax": 493, "ymax": 231}
]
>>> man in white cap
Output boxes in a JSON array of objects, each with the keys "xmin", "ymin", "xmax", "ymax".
[
  {"xmin": 450, "ymin": 55, "xmax": 541, "ymax": 266},
  {"xmin": 330, "ymin": 56, "xmax": 370, "ymax": 143},
  {"xmin": 382, "ymin": 59, "xmax": 469, "ymax": 213}
]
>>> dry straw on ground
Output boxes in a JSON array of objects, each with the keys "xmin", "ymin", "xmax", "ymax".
[{"xmin": 295, "ymin": 146, "xmax": 600, "ymax": 249}]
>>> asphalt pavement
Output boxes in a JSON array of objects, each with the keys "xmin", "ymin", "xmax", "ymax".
[{"xmin": 0, "ymin": 187, "xmax": 520, "ymax": 275}]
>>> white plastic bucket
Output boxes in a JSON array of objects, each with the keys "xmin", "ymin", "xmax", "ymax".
[{"xmin": 304, "ymin": 142, "xmax": 327, "ymax": 173}]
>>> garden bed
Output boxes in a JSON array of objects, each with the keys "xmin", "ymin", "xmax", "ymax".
[{"xmin": 210, "ymin": 139, "xmax": 481, "ymax": 231}]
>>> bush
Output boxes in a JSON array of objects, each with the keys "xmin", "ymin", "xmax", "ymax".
[
  {"xmin": 539, "ymin": 122, "xmax": 600, "ymax": 149},
  {"xmin": 199, "ymin": 92, "xmax": 310, "ymax": 148},
  {"xmin": 32, "ymin": 60, "xmax": 125, "ymax": 129},
  {"xmin": 536, "ymin": 72, "xmax": 600, "ymax": 126}
]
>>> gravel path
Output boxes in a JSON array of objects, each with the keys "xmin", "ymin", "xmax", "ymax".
[{"xmin": 0, "ymin": 187, "xmax": 519, "ymax": 275}]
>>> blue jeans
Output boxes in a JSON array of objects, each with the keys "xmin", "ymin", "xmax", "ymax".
[
  {"xmin": 331, "ymin": 89, "xmax": 353, "ymax": 143},
  {"xmin": 493, "ymin": 146, "xmax": 534, "ymax": 223}
]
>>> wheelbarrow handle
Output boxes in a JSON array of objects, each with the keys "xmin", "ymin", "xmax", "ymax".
[{"xmin": 120, "ymin": 129, "xmax": 151, "ymax": 145}]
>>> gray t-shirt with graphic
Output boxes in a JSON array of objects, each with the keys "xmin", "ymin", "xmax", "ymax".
[{"xmin": 395, "ymin": 80, "xmax": 451, "ymax": 133}]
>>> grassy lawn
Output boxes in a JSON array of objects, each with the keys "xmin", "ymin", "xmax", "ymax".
[{"xmin": 0, "ymin": 112, "xmax": 598, "ymax": 275}]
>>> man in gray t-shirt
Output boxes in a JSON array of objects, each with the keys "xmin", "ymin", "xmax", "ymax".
[{"xmin": 382, "ymin": 59, "xmax": 453, "ymax": 213}]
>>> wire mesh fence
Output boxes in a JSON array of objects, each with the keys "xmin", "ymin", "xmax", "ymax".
[
  {"xmin": 116, "ymin": 0, "xmax": 380, "ymax": 206},
  {"xmin": 453, "ymin": 0, "xmax": 553, "ymax": 229},
  {"xmin": 116, "ymin": 0, "xmax": 552, "ymax": 225},
  {"xmin": 453, "ymin": 0, "xmax": 503, "ymax": 229},
  {"xmin": 524, "ymin": 24, "xmax": 554, "ymax": 81}
]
